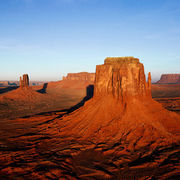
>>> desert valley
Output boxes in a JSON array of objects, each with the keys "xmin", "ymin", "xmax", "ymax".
[
  {"xmin": 1, "ymin": 0, "xmax": 180, "ymax": 179},
  {"xmin": 0, "ymin": 57, "xmax": 180, "ymax": 179}
]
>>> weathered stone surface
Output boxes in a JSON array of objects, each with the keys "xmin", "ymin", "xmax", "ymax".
[
  {"xmin": 157, "ymin": 74, "xmax": 180, "ymax": 84},
  {"xmin": 20, "ymin": 74, "xmax": 29, "ymax": 87},
  {"xmin": 57, "ymin": 57, "xmax": 180, "ymax": 145},
  {"xmin": 104, "ymin": 56, "xmax": 139, "ymax": 64},
  {"xmin": 19, "ymin": 76, "xmax": 22, "ymax": 87},
  {"xmin": 147, "ymin": 72, "xmax": 152, "ymax": 96},
  {"xmin": 0, "ymin": 57, "xmax": 180, "ymax": 179},
  {"xmin": 63, "ymin": 72, "xmax": 95, "ymax": 82},
  {"xmin": 94, "ymin": 57, "xmax": 151, "ymax": 100}
]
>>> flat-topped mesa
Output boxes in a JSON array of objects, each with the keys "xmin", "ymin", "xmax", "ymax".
[
  {"xmin": 156, "ymin": 74, "xmax": 180, "ymax": 84},
  {"xmin": 94, "ymin": 57, "xmax": 151, "ymax": 100},
  {"xmin": 63, "ymin": 72, "xmax": 95, "ymax": 82},
  {"xmin": 20, "ymin": 74, "xmax": 29, "ymax": 88}
]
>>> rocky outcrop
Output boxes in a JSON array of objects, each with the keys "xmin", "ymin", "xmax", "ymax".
[
  {"xmin": 157, "ymin": 74, "xmax": 180, "ymax": 84},
  {"xmin": 1, "ymin": 57, "xmax": 180, "ymax": 179},
  {"xmin": 94, "ymin": 57, "xmax": 151, "ymax": 100},
  {"xmin": 57, "ymin": 57, "xmax": 180, "ymax": 145},
  {"xmin": 20, "ymin": 74, "xmax": 29, "ymax": 88},
  {"xmin": 147, "ymin": 72, "xmax": 152, "ymax": 96},
  {"xmin": 63, "ymin": 72, "xmax": 95, "ymax": 82}
]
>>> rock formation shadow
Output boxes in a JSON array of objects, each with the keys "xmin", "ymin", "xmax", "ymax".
[
  {"xmin": 37, "ymin": 83, "xmax": 48, "ymax": 94},
  {"xmin": 34, "ymin": 84, "xmax": 94, "ymax": 117},
  {"xmin": 0, "ymin": 86, "xmax": 18, "ymax": 94},
  {"xmin": 67, "ymin": 84, "xmax": 94, "ymax": 113}
]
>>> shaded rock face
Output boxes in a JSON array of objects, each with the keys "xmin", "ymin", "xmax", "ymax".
[
  {"xmin": 20, "ymin": 74, "xmax": 29, "ymax": 88},
  {"xmin": 63, "ymin": 72, "xmax": 95, "ymax": 82},
  {"xmin": 157, "ymin": 74, "xmax": 180, "ymax": 84},
  {"xmin": 94, "ymin": 57, "xmax": 151, "ymax": 100}
]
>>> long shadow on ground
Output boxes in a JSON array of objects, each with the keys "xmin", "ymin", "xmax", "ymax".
[
  {"xmin": 0, "ymin": 86, "xmax": 18, "ymax": 94},
  {"xmin": 37, "ymin": 83, "xmax": 48, "ymax": 94},
  {"xmin": 22, "ymin": 84, "xmax": 94, "ymax": 118}
]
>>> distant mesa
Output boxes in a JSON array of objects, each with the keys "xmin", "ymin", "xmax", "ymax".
[
  {"xmin": 20, "ymin": 74, "xmax": 29, "ymax": 88},
  {"xmin": 156, "ymin": 74, "xmax": 180, "ymax": 84},
  {"xmin": 63, "ymin": 72, "xmax": 95, "ymax": 82}
]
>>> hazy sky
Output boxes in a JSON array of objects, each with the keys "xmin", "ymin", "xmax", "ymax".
[{"xmin": 0, "ymin": 0, "xmax": 180, "ymax": 81}]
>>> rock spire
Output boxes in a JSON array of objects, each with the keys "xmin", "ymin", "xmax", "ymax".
[{"xmin": 19, "ymin": 74, "xmax": 29, "ymax": 88}]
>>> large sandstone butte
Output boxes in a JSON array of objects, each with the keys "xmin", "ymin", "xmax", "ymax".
[
  {"xmin": 20, "ymin": 74, "xmax": 29, "ymax": 87},
  {"xmin": 94, "ymin": 57, "xmax": 151, "ymax": 100},
  {"xmin": 56, "ymin": 57, "xmax": 180, "ymax": 146},
  {"xmin": 157, "ymin": 74, "xmax": 180, "ymax": 84},
  {"xmin": 63, "ymin": 72, "xmax": 95, "ymax": 82}
]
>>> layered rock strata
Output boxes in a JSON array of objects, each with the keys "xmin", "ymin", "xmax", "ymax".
[
  {"xmin": 56, "ymin": 57, "xmax": 180, "ymax": 146},
  {"xmin": 94, "ymin": 57, "xmax": 151, "ymax": 100},
  {"xmin": 157, "ymin": 74, "xmax": 180, "ymax": 84},
  {"xmin": 63, "ymin": 72, "xmax": 95, "ymax": 82},
  {"xmin": 1, "ymin": 57, "xmax": 179, "ymax": 179}
]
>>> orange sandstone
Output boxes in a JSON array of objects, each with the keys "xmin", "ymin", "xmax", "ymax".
[{"xmin": 56, "ymin": 57, "xmax": 180, "ymax": 148}]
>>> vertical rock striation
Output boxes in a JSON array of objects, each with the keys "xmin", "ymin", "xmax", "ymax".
[
  {"xmin": 94, "ymin": 57, "xmax": 151, "ymax": 101},
  {"xmin": 147, "ymin": 72, "xmax": 152, "ymax": 96},
  {"xmin": 20, "ymin": 74, "xmax": 29, "ymax": 88},
  {"xmin": 58, "ymin": 57, "xmax": 180, "ymax": 145}
]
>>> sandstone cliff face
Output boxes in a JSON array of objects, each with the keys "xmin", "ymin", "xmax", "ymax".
[
  {"xmin": 94, "ymin": 57, "xmax": 151, "ymax": 100},
  {"xmin": 56, "ymin": 57, "xmax": 180, "ymax": 145},
  {"xmin": 20, "ymin": 74, "xmax": 29, "ymax": 88},
  {"xmin": 157, "ymin": 74, "xmax": 180, "ymax": 84},
  {"xmin": 63, "ymin": 72, "xmax": 95, "ymax": 82}
]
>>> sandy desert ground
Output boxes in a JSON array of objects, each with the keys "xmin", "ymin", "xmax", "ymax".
[
  {"xmin": 0, "ymin": 81, "xmax": 180, "ymax": 120},
  {"xmin": 0, "ymin": 60, "xmax": 180, "ymax": 179}
]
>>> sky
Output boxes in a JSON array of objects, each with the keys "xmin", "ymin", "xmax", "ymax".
[{"xmin": 0, "ymin": 0, "xmax": 180, "ymax": 82}]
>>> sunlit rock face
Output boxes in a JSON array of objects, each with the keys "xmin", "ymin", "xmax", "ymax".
[
  {"xmin": 0, "ymin": 60, "xmax": 180, "ymax": 180},
  {"xmin": 55, "ymin": 57, "xmax": 180, "ymax": 146},
  {"xmin": 94, "ymin": 57, "xmax": 151, "ymax": 101}
]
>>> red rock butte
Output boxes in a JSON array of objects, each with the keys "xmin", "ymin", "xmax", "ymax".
[
  {"xmin": 94, "ymin": 57, "xmax": 151, "ymax": 100},
  {"xmin": 20, "ymin": 74, "xmax": 29, "ymax": 88},
  {"xmin": 55, "ymin": 57, "xmax": 180, "ymax": 148},
  {"xmin": 0, "ymin": 57, "xmax": 180, "ymax": 179}
]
